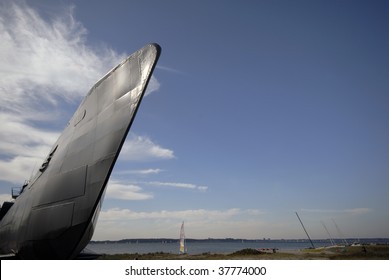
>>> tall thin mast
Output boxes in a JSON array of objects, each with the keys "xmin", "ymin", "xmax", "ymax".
[
  {"xmin": 321, "ymin": 221, "xmax": 335, "ymax": 246},
  {"xmin": 332, "ymin": 218, "xmax": 348, "ymax": 246},
  {"xmin": 295, "ymin": 212, "xmax": 315, "ymax": 248}
]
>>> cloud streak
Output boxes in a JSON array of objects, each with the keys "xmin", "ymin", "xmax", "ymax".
[
  {"xmin": 93, "ymin": 208, "xmax": 264, "ymax": 240},
  {"xmin": 99, "ymin": 208, "xmax": 255, "ymax": 221},
  {"xmin": 300, "ymin": 208, "xmax": 373, "ymax": 215},
  {"xmin": 116, "ymin": 169, "xmax": 164, "ymax": 175},
  {"xmin": 0, "ymin": 113, "xmax": 61, "ymax": 183},
  {"xmin": 0, "ymin": 194, "xmax": 12, "ymax": 205},
  {"xmin": 120, "ymin": 134, "xmax": 175, "ymax": 162},
  {"xmin": 144, "ymin": 181, "xmax": 208, "ymax": 192},
  {"xmin": 106, "ymin": 180, "xmax": 153, "ymax": 201}
]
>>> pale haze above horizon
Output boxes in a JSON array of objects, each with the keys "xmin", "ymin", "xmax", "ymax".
[{"xmin": 0, "ymin": 0, "xmax": 388, "ymax": 241}]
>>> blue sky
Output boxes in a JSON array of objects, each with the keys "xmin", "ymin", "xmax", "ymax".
[{"xmin": 0, "ymin": 0, "xmax": 388, "ymax": 240}]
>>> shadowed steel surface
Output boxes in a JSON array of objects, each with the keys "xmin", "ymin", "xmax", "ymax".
[{"xmin": 0, "ymin": 43, "xmax": 161, "ymax": 259}]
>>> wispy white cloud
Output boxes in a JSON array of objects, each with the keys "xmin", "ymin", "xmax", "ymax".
[
  {"xmin": 145, "ymin": 76, "xmax": 160, "ymax": 96},
  {"xmin": 0, "ymin": 156, "xmax": 41, "ymax": 184},
  {"xmin": 99, "ymin": 208, "xmax": 261, "ymax": 221},
  {"xmin": 140, "ymin": 181, "xmax": 208, "ymax": 192},
  {"xmin": 0, "ymin": 194, "xmax": 12, "ymax": 205},
  {"xmin": 116, "ymin": 169, "xmax": 164, "ymax": 176},
  {"xmin": 344, "ymin": 208, "xmax": 372, "ymax": 215},
  {"xmin": 0, "ymin": 113, "xmax": 60, "ymax": 183},
  {"xmin": 0, "ymin": 2, "xmax": 124, "ymax": 109},
  {"xmin": 301, "ymin": 208, "xmax": 373, "ymax": 215},
  {"xmin": 0, "ymin": 2, "xmax": 122, "ymax": 184},
  {"xmin": 300, "ymin": 208, "xmax": 339, "ymax": 213},
  {"xmin": 147, "ymin": 182, "xmax": 196, "ymax": 189},
  {"xmin": 93, "ymin": 208, "xmax": 264, "ymax": 239},
  {"xmin": 0, "ymin": 2, "xmax": 165, "ymax": 184},
  {"xmin": 120, "ymin": 134, "xmax": 175, "ymax": 161},
  {"xmin": 106, "ymin": 180, "xmax": 153, "ymax": 201},
  {"xmin": 0, "ymin": 114, "xmax": 59, "ymax": 157},
  {"xmin": 156, "ymin": 65, "xmax": 185, "ymax": 75}
]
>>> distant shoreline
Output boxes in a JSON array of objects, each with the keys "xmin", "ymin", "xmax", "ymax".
[
  {"xmin": 88, "ymin": 238, "xmax": 389, "ymax": 256},
  {"xmin": 90, "ymin": 237, "xmax": 389, "ymax": 244}
]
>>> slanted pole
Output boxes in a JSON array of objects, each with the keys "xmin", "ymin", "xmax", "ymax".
[{"xmin": 295, "ymin": 212, "xmax": 315, "ymax": 249}]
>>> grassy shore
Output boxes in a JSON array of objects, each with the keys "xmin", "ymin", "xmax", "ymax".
[{"xmin": 97, "ymin": 245, "xmax": 389, "ymax": 260}]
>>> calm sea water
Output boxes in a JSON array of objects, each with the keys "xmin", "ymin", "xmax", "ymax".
[
  {"xmin": 86, "ymin": 240, "xmax": 333, "ymax": 255},
  {"xmin": 87, "ymin": 238, "xmax": 389, "ymax": 255}
]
